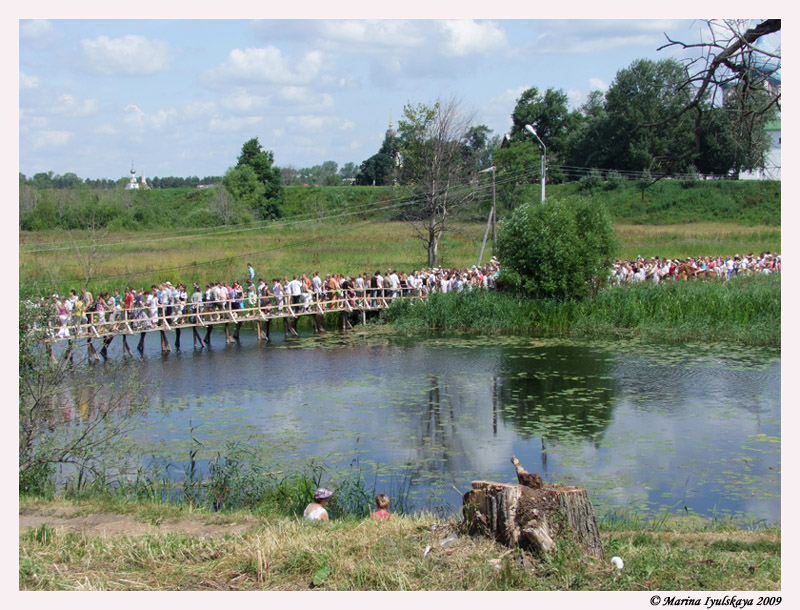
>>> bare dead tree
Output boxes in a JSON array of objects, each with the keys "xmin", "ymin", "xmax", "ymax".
[
  {"xmin": 628, "ymin": 20, "xmax": 780, "ymax": 189},
  {"xmin": 659, "ymin": 19, "xmax": 781, "ymax": 118},
  {"xmin": 399, "ymin": 97, "xmax": 477, "ymax": 267},
  {"xmin": 657, "ymin": 20, "xmax": 780, "ymax": 166}
]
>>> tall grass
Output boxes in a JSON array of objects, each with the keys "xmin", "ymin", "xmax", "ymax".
[
  {"xmin": 50, "ymin": 439, "xmax": 418, "ymax": 522},
  {"xmin": 19, "ymin": 494, "xmax": 781, "ymax": 590},
  {"xmin": 382, "ymin": 274, "xmax": 780, "ymax": 347}
]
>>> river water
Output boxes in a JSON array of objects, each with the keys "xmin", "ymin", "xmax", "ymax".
[{"xmin": 68, "ymin": 327, "xmax": 781, "ymax": 524}]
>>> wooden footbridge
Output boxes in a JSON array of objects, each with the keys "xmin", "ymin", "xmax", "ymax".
[{"xmin": 42, "ymin": 294, "xmax": 425, "ymax": 361}]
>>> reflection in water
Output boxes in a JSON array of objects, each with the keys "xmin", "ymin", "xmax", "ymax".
[
  {"xmin": 495, "ymin": 344, "xmax": 617, "ymax": 444},
  {"xmin": 60, "ymin": 331, "xmax": 780, "ymax": 523}
]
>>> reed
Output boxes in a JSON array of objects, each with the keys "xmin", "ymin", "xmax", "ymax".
[{"xmin": 382, "ymin": 274, "xmax": 780, "ymax": 347}]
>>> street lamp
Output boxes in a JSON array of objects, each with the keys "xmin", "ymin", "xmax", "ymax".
[{"xmin": 525, "ymin": 124, "xmax": 546, "ymax": 202}]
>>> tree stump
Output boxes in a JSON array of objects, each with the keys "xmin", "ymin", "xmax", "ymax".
[{"xmin": 463, "ymin": 477, "xmax": 605, "ymax": 559}]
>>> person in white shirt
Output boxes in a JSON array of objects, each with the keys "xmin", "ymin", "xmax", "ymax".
[{"xmin": 287, "ymin": 275, "xmax": 303, "ymax": 313}]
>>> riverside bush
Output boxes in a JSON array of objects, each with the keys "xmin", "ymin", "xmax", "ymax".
[{"xmin": 496, "ymin": 197, "xmax": 617, "ymax": 300}]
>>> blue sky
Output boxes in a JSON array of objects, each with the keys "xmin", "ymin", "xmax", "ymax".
[{"xmin": 18, "ymin": 18, "xmax": 779, "ymax": 181}]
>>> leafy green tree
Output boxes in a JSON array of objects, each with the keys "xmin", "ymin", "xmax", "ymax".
[
  {"xmin": 338, "ymin": 162, "xmax": 358, "ymax": 182},
  {"xmin": 509, "ymin": 87, "xmax": 583, "ymax": 182},
  {"xmin": 356, "ymin": 130, "xmax": 400, "ymax": 186},
  {"xmin": 461, "ymin": 124, "xmax": 495, "ymax": 177},
  {"xmin": 497, "ymin": 197, "xmax": 617, "ymax": 300},
  {"xmin": 564, "ymin": 90, "xmax": 609, "ymax": 170},
  {"xmin": 222, "ymin": 165, "xmax": 267, "ymax": 215},
  {"xmin": 235, "ymin": 137, "xmax": 284, "ymax": 218},
  {"xmin": 492, "ymin": 139, "xmax": 541, "ymax": 211},
  {"xmin": 694, "ymin": 88, "xmax": 775, "ymax": 176},
  {"xmin": 355, "ymin": 152, "xmax": 395, "ymax": 186},
  {"xmin": 602, "ymin": 58, "xmax": 697, "ymax": 174}
]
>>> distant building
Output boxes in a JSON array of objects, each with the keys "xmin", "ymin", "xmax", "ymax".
[
  {"xmin": 734, "ymin": 42, "xmax": 780, "ymax": 181},
  {"xmin": 124, "ymin": 162, "xmax": 150, "ymax": 189},
  {"xmin": 125, "ymin": 162, "xmax": 139, "ymax": 190},
  {"xmin": 739, "ymin": 118, "xmax": 781, "ymax": 181}
]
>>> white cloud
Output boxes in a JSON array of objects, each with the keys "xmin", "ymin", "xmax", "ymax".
[
  {"xmin": 205, "ymin": 46, "xmax": 326, "ymax": 85},
  {"xmin": 589, "ymin": 78, "xmax": 608, "ymax": 92},
  {"xmin": 182, "ymin": 102, "xmax": 217, "ymax": 120},
  {"xmin": 276, "ymin": 87, "xmax": 334, "ymax": 108},
  {"xmin": 51, "ymin": 94, "xmax": 99, "ymax": 117},
  {"xmin": 208, "ymin": 116, "xmax": 262, "ymax": 132},
  {"xmin": 284, "ymin": 115, "xmax": 327, "ymax": 133},
  {"xmin": 80, "ymin": 35, "xmax": 172, "ymax": 76},
  {"xmin": 20, "ymin": 20, "xmax": 54, "ymax": 42},
  {"xmin": 123, "ymin": 104, "xmax": 176, "ymax": 132},
  {"xmin": 442, "ymin": 20, "xmax": 507, "ymax": 57},
  {"xmin": 20, "ymin": 72, "xmax": 40, "ymax": 90},
  {"xmin": 532, "ymin": 20, "xmax": 688, "ymax": 54},
  {"xmin": 220, "ymin": 89, "xmax": 270, "ymax": 113},
  {"xmin": 95, "ymin": 124, "xmax": 117, "ymax": 135},
  {"xmin": 485, "ymin": 86, "xmax": 529, "ymax": 109},
  {"xmin": 32, "ymin": 130, "xmax": 73, "ymax": 149},
  {"xmin": 254, "ymin": 20, "xmax": 425, "ymax": 52},
  {"xmin": 29, "ymin": 116, "xmax": 49, "ymax": 130}
]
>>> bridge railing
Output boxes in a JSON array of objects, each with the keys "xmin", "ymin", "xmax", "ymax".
[{"xmin": 41, "ymin": 290, "xmax": 427, "ymax": 343}]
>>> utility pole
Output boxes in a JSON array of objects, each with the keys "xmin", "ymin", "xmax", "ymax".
[{"xmin": 477, "ymin": 165, "xmax": 496, "ymax": 265}]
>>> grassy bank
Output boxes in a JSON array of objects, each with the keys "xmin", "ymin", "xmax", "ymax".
[
  {"xmin": 18, "ymin": 496, "xmax": 780, "ymax": 591},
  {"xmin": 382, "ymin": 274, "xmax": 781, "ymax": 347},
  {"xmin": 20, "ymin": 179, "xmax": 780, "ymax": 232}
]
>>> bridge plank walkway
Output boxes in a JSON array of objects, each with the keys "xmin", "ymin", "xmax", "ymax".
[{"xmin": 42, "ymin": 294, "xmax": 424, "ymax": 359}]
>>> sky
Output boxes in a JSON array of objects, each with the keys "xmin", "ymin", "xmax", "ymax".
[{"xmin": 18, "ymin": 17, "xmax": 781, "ymax": 182}]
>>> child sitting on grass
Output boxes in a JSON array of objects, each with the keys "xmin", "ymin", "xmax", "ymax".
[{"xmin": 370, "ymin": 494, "xmax": 390, "ymax": 520}]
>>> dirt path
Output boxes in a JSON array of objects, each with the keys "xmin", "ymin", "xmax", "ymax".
[{"xmin": 19, "ymin": 506, "xmax": 259, "ymax": 538}]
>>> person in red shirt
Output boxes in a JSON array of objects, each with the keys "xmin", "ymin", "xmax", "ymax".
[
  {"xmin": 370, "ymin": 494, "xmax": 390, "ymax": 520},
  {"xmin": 124, "ymin": 287, "xmax": 134, "ymax": 321}
]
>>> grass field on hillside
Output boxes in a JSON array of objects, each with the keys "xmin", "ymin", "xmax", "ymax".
[{"xmin": 20, "ymin": 221, "xmax": 780, "ymax": 297}]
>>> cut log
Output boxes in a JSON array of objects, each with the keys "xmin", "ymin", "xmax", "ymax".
[{"xmin": 463, "ymin": 479, "xmax": 605, "ymax": 560}]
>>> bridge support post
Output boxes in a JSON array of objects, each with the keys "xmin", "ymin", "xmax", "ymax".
[
  {"xmin": 193, "ymin": 326, "xmax": 204, "ymax": 348},
  {"xmin": 100, "ymin": 335, "xmax": 114, "ymax": 359},
  {"xmin": 137, "ymin": 332, "xmax": 146, "ymax": 354},
  {"xmin": 87, "ymin": 339, "xmax": 100, "ymax": 363},
  {"xmin": 233, "ymin": 321, "xmax": 242, "ymax": 342},
  {"xmin": 204, "ymin": 324, "xmax": 213, "ymax": 346},
  {"xmin": 175, "ymin": 327, "xmax": 181, "ymax": 350},
  {"xmin": 121, "ymin": 335, "xmax": 133, "ymax": 357},
  {"xmin": 257, "ymin": 319, "xmax": 271, "ymax": 342},
  {"xmin": 160, "ymin": 330, "xmax": 171, "ymax": 354}
]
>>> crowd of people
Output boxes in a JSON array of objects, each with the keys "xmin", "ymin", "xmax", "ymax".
[
  {"xmin": 46, "ymin": 259, "xmax": 503, "ymax": 338},
  {"xmin": 40, "ymin": 251, "xmax": 781, "ymax": 339},
  {"xmin": 609, "ymin": 252, "xmax": 780, "ymax": 285}
]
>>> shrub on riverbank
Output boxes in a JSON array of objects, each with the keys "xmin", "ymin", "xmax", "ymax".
[{"xmin": 382, "ymin": 274, "xmax": 780, "ymax": 347}]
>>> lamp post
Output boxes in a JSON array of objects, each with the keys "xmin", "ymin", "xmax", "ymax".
[{"xmin": 525, "ymin": 124, "xmax": 546, "ymax": 202}]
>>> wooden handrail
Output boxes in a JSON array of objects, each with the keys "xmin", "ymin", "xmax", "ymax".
[{"xmin": 37, "ymin": 291, "xmax": 429, "ymax": 343}]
